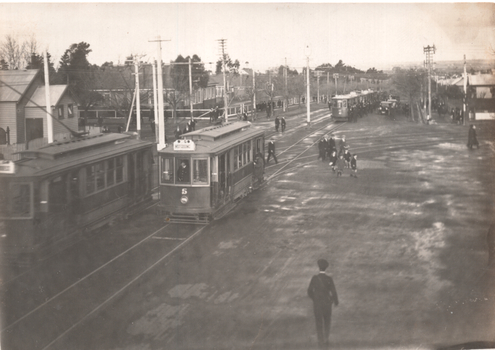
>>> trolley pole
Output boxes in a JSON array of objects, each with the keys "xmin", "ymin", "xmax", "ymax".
[{"xmin": 189, "ymin": 58, "xmax": 194, "ymax": 121}]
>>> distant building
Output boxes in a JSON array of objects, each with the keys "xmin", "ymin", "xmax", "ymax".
[{"xmin": 0, "ymin": 69, "xmax": 78, "ymax": 145}]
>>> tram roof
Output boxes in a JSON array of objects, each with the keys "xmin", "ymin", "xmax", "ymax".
[
  {"xmin": 159, "ymin": 121, "xmax": 264, "ymax": 155},
  {"xmin": 6, "ymin": 133, "xmax": 152, "ymax": 177}
]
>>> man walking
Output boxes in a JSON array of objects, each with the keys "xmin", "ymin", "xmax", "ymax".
[
  {"xmin": 307, "ymin": 259, "xmax": 339, "ymax": 349},
  {"xmin": 266, "ymin": 138, "xmax": 278, "ymax": 164}
]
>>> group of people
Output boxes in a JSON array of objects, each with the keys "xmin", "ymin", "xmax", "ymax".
[
  {"xmin": 274, "ymin": 116, "xmax": 287, "ymax": 133},
  {"xmin": 318, "ymin": 135, "xmax": 358, "ymax": 178},
  {"xmin": 174, "ymin": 119, "xmax": 197, "ymax": 140}
]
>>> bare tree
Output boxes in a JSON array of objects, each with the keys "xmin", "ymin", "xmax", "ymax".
[
  {"xmin": 23, "ymin": 35, "xmax": 38, "ymax": 67},
  {"xmin": 0, "ymin": 34, "xmax": 27, "ymax": 69}
]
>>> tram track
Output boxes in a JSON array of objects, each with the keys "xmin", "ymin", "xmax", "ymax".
[{"xmin": 4, "ymin": 109, "xmax": 470, "ymax": 349}]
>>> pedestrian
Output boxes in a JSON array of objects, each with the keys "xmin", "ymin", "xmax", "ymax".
[
  {"xmin": 338, "ymin": 135, "xmax": 349, "ymax": 156},
  {"xmin": 343, "ymin": 149, "xmax": 351, "ymax": 168},
  {"xmin": 328, "ymin": 135, "xmax": 336, "ymax": 154},
  {"xmin": 336, "ymin": 154, "xmax": 345, "ymax": 177},
  {"xmin": 281, "ymin": 117, "xmax": 286, "ymax": 133},
  {"xmin": 253, "ymin": 156, "xmax": 264, "ymax": 186},
  {"xmin": 150, "ymin": 119, "xmax": 155, "ymax": 135},
  {"xmin": 350, "ymin": 154, "xmax": 358, "ymax": 178},
  {"xmin": 328, "ymin": 151, "xmax": 337, "ymax": 172},
  {"xmin": 275, "ymin": 116, "xmax": 280, "ymax": 132},
  {"xmin": 266, "ymin": 103, "xmax": 271, "ymax": 118},
  {"xmin": 307, "ymin": 259, "xmax": 339, "ymax": 349},
  {"xmin": 487, "ymin": 224, "xmax": 495, "ymax": 266},
  {"xmin": 174, "ymin": 125, "xmax": 182, "ymax": 140},
  {"xmin": 318, "ymin": 136, "xmax": 328, "ymax": 161},
  {"xmin": 467, "ymin": 124, "xmax": 479, "ymax": 149},
  {"xmin": 266, "ymin": 138, "xmax": 278, "ymax": 164}
]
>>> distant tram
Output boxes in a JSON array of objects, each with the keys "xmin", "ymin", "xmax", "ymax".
[
  {"xmin": 157, "ymin": 121, "xmax": 265, "ymax": 223},
  {"xmin": 330, "ymin": 90, "xmax": 378, "ymax": 121},
  {"xmin": 0, "ymin": 133, "xmax": 154, "ymax": 265}
]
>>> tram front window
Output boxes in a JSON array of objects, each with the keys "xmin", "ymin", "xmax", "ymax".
[
  {"xmin": 176, "ymin": 159, "xmax": 190, "ymax": 184},
  {"xmin": 160, "ymin": 157, "xmax": 174, "ymax": 184},
  {"xmin": 193, "ymin": 159, "xmax": 208, "ymax": 184}
]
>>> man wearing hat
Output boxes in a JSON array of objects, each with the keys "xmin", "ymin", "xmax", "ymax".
[{"xmin": 307, "ymin": 259, "xmax": 339, "ymax": 348}]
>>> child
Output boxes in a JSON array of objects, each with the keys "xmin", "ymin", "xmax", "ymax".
[
  {"xmin": 350, "ymin": 154, "xmax": 358, "ymax": 178},
  {"xmin": 343, "ymin": 149, "xmax": 352, "ymax": 168},
  {"xmin": 328, "ymin": 151, "xmax": 338, "ymax": 172},
  {"xmin": 336, "ymin": 154, "xmax": 345, "ymax": 177}
]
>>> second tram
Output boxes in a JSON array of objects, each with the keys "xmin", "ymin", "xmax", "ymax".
[
  {"xmin": 0, "ymin": 133, "xmax": 154, "ymax": 265},
  {"xmin": 157, "ymin": 121, "xmax": 265, "ymax": 223},
  {"xmin": 330, "ymin": 90, "xmax": 378, "ymax": 121}
]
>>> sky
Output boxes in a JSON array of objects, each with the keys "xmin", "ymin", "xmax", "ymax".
[{"xmin": 0, "ymin": 2, "xmax": 494, "ymax": 73}]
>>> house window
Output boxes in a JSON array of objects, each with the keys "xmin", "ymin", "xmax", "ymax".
[
  {"xmin": 68, "ymin": 104, "xmax": 74, "ymax": 118},
  {"xmin": 58, "ymin": 106, "xmax": 64, "ymax": 119}
]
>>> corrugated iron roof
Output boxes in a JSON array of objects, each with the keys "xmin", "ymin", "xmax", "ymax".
[
  {"xmin": 0, "ymin": 69, "xmax": 40, "ymax": 102},
  {"xmin": 25, "ymin": 85, "xmax": 69, "ymax": 107}
]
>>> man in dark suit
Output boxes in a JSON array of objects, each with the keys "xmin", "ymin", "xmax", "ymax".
[
  {"xmin": 266, "ymin": 139, "xmax": 278, "ymax": 164},
  {"xmin": 307, "ymin": 259, "xmax": 339, "ymax": 348}
]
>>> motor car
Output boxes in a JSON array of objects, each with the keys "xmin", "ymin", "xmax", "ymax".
[{"xmin": 379, "ymin": 101, "xmax": 392, "ymax": 115}]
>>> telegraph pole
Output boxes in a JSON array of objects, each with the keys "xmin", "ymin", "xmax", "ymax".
[
  {"xmin": 305, "ymin": 45, "xmax": 311, "ymax": 126},
  {"xmin": 284, "ymin": 57, "xmax": 288, "ymax": 111},
  {"xmin": 149, "ymin": 36, "xmax": 170, "ymax": 150},
  {"xmin": 152, "ymin": 59, "xmax": 159, "ymax": 144},
  {"xmin": 43, "ymin": 49, "xmax": 53, "ymax": 143},
  {"xmin": 424, "ymin": 44, "xmax": 435, "ymax": 123},
  {"xmin": 463, "ymin": 54, "xmax": 467, "ymax": 125},
  {"xmin": 218, "ymin": 39, "xmax": 229, "ymax": 123},
  {"xmin": 133, "ymin": 56, "xmax": 142, "ymax": 138}
]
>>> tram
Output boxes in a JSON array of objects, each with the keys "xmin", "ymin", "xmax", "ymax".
[
  {"xmin": 0, "ymin": 133, "xmax": 154, "ymax": 265},
  {"xmin": 330, "ymin": 90, "xmax": 378, "ymax": 121},
  {"xmin": 157, "ymin": 121, "xmax": 265, "ymax": 223}
]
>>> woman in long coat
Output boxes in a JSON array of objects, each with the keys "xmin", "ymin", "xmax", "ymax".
[{"xmin": 467, "ymin": 124, "xmax": 479, "ymax": 149}]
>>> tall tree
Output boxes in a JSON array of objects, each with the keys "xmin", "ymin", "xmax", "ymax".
[
  {"xmin": 0, "ymin": 34, "xmax": 26, "ymax": 70},
  {"xmin": 57, "ymin": 42, "xmax": 103, "ymax": 112},
  {"xmin": 215, "ymin": 54, "xmax": 240, "ymax": 75},
  {"xmin": 25, "ymin": 52, "xmax": 56, "ymax": 83}
]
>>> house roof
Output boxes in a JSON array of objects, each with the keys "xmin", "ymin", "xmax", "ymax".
[
  {"xmin": 468, "ymin": 74, "xmax": 495, "ymax": 86},
  {"xmin": 0, "ymin": 69, "xmax": 40, "ymax": 102},
  {"xmin": 26, "ymin": 85, "xmax": 69, "ymax": 107}
]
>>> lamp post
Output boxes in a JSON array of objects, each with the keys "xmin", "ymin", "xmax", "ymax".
[
  {"xmin": 305, "ymin": 45, "xmax": 311, "ymax": 126},
  {"xmin": 246, "ymin": 61, "xmax": 256, "ymax": 120}
]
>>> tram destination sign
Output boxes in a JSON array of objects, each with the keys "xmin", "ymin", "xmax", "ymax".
[
  {"xmin": 173, "ymin": 139, "xmax": 196, "ymax": 151},
  {"xmin": 0, "ymin": 160, "xmax": 15, "ymax": 174}
]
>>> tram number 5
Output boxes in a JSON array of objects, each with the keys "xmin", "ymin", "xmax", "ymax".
[{"xmin": 182, "ymin": 188, "xmax": 187, "ymax": 195}]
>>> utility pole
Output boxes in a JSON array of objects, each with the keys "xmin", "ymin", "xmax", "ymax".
[
  {"xmin": 424, "ymin": 44, "xmax": 435, "ymax": 123},
  {"xmin": 315, "ymin": 71, "xmax": 321, "ymax": 103},
  {"xmin": 218, "ymin": 39, "xmax": 229, "ymax": 123},
  {"xmin": 149, "ymin": 36, "xmax": 170, "ymax": 150},
  {"xmin": 252, "ymin": 65, "xmax": 256, "ymax": 120},
  {"xmin": 44, "ymin": 50, "xmax": 53, "ymax": 143},
  {"xmin": 133, "ymin": 56, "xmax": 142, "ymax": 139},
  {"xmin": 152, "ymin": 59, "xmax": 159, "ymax": 144},
  {"xmin": 305, "ymin": 45, "xmax": 311, "ymax": 126},
  {"xmin": 463, "ymin": 54, "xmax": 467, "ymax": 125},
  {"xmin": 189, "ymin": 58, "xmax": 194, "ymax": 121},
  {"xmin": 327, "ymin": 71, "xmax": 330, "ymax": 102},
  {"xmin": 284, "ymin": 57, "xmax": 288, "ymax": 112},
  {"xmin": 333, "ymin": 73, "xmax": 339, "ymax": 96}
]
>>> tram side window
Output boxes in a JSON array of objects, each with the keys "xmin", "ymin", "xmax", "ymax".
[
  {"xmin": 247, "ymin": 141, "xmax": 251, "ymax": 163},
  {"xmin": 10, "ymin": 183, "xmax": 31, "ymax": 217},
  {"xmin": 176, "ymin": 158, "xmax": 190, "ymax": 184},
  {"xmin": 95, "ymin": 163, "xmax": 105, "ymax": 191},
  {"xmin": 238, "ymin": 145, "xmax": 243, "ymax": 168},
  {"xmin": 86, "ymin": 166, "xmax": 96, "ymax": 194},
  {"xmin": 233, "ymin": 147, "xmax": 238, "ymax": 171},
  {"xmin": 107, "ymin": 159, "xmax": 115, "ymax": 186},
  {"xmin": 343, "ymin": 100, "xmax": 347, "ymax": 108},
  {"xmin": 116, "ymin": 156, "xmax": 124, "ymax": 183},
  {"xmin": 192, "ymin": 159, "xmax": 208, "ymax": 184},
  {"xmin": 160, "ymin": 157, "xmax": 174, "ymax": 183}
]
